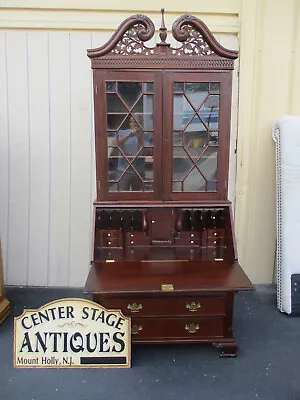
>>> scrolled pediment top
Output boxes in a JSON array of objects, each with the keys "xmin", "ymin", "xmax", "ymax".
[
  {"xmin": 87, "ymin": 14, "xmax": 155, "ymax": 58},
  {"xmin": 172, "ymin": 14, "xmax": 238, "ymax": 60},
  {"xmin": 87, "ymin": 12, "xmax": 238, "ymax": 60}
]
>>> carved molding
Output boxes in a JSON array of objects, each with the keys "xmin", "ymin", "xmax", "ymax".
[{"xmin": 91, "ymin": 57, "xmax": 234, "ymax": 70}]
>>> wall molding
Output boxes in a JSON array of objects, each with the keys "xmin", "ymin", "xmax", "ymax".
[
  {"xmin": 0, "ymin": 1, "xmax": 240, "ymax": 14},
  {"xmin": 0, "ymin": 9, "xmax": 239, "ymax": 33}
]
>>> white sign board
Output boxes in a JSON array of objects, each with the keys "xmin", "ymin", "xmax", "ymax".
[{"xmin": 14, "ymin": 298, "xmax": 131, "ymax": 368}]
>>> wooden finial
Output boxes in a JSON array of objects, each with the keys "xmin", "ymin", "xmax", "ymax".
[{"xmin": 159, "ymin": 8, "xmax": 167, "ymax": 43}]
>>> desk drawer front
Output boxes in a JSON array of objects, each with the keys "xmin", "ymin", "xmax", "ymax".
[
  {"xmin": 97, "ymin": 296, "xmax": 226, "ymax": 317},
  {"xmin": 130, "ymin": 317, "xmax": 224, "ymax": 339}
]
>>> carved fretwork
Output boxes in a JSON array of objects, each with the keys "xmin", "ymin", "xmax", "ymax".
[
  {"xmin": 111, "ymin": 27, "xmax": 158, "ymax": 56},
  {"xmin": 172, "ymin": 15, "xmax": 238, "ymax": 59},
  {"xmin": 170, "ymin": 27, "xmax": 214, "ymax": 56},
  {"xmin": 87, "ymin": 14, "xmax": 155, "ymax": 59}
]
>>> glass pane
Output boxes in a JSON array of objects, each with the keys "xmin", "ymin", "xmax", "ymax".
[
  {"xmin": 172, "ymin": 182, "xmax": 182, "ymax": 192},
  {"xmin": 144, "ymin": 154, "xmax": 153, "ymax": 180},
  {"xmin": 108, "ymin": 149, "xmax": 128, "ymax": 181},
  {"xmin": 183, "ymin": 167, "xmax": 206, "ymax": 192},
  {"xmin": 144, "ymin": 132, "xmax": 153, "ymax": 145},
  {"xmin": 144, "ymin": 182, "xmax": 153, "ymax": 192},
  {"xmin": 118, "ymin": 82, "xmax": 142, "ymax": 108},
  {"xmin": 119, "ymin": 167, "xmax": 143, "ymax": 192},
  {"xmin": 118, "ymin": 117, "xmax": 142, "ymax": 155},
  {"xmin": 143, "ymin": 82, "xmax": 153, "ymax": 93},
  {"xmin": 183, "ymin": 131, "xmax": 208, "ymax": 158},
  {"xmin": 142, "ymin": 114, "xmax": 153, "ymax": 130},
  {"xmin": 201, "ymin": 96, "xmax": 219, "ymax": 130},
  {"xmin": 106, "ymin": 93, "xmax": 127, "ymax": 113},
  {"xmin": 174, "ymin": 82, "xmax": 184, "ymax": 92},
  {"xmin": 209, "ymin": 131, "xmax": 218, "ymax": 145},
  {"xmin": 185, "ymin": 83, "xmax": 209, "ymax": 109},
  {"xmin": 197, "ymin": 148, "xmax": 218, "ymax": 181},
  {"xmin": 207, "ymin": 181, "xmax": 217, "ymax": 191},
  {"xmin": 107, "ymin": 114, "xmax": 126, "ymax": 130},
  {"xmin": 173, "ymin": 145, "xmax": 186, "ymax": 156},
  {"xmin": 107, "ymin": 131, "xmax": 117, "ymax": 147},
  {"xmin": 105, "ymin": 81, "xmax": 155, "ymax": 194},
  {"xmin": 173, "ymin": 131, "xmax": 183, "ymax": 146},
  {"xmin": 171, "ymin": 81, "xmax": 221, "ymax": 194},
  {"xmin": 106, "ymin": 81, "xmax": 116, "ymax": 92},
  {"xmin": 132, "ymin": 156, "xmax": 147, "ymax": 179},
  {"xmin": 118, "ymin": 132, "xmax": 142, "ymax": 156},
  {"xmin": 173, "ymin": 152, "xmax": 193, "ymax": 180},
  {"xmin": 173, "ymin": 94, "xmax": 194, "ymax": 130},
  {"xmin": 185, "ymin": 114, "xmax": 207, "ymax": 134},
  {"xmin": 132, "ymin": 95, "xmax": 153, "ymax": 114},
  {"xmin": 108, "ymin": 182, "xmax": 118, "ymax": 192},
  {"xmin": 124, "ymin": 114, "xmax": 153, "ymax": 131},
  {"xmin": 210, "ymin": 82, "xmax": 220, "ymax": 94}
]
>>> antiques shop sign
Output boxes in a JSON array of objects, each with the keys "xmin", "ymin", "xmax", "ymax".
[{"xmin": 14, "ymin": 298, "xmax": 131, "ymax": 368}]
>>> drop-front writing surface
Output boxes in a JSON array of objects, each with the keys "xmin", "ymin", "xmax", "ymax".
[{"xmin": 85, "ymin": 11, "xmax": 252, "ymax": 357}]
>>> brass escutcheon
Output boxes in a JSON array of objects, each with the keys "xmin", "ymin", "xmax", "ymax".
[
  {"xmin": 185, "ymin": 323, "xmax": 199, "ymax": 334},
  {"xmin": 131, "ymin": 325, "xmax": 143, "ymax": 335},
  {"xmin": 185, "ymin": 301, "xmax": 201, "ymax": 312},
  {"xmin": 161, "ymin": 284, "xmax": 174, "ymax": 291},
  {"xmin": 127, "ymin": 303, "xmax": 143, "ymax": 313}
]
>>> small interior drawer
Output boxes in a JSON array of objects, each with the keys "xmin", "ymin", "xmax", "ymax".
[
  {"xmin": 206, "ymin": 229, "xmax": 224, "ymax": 238},
  {"xmin": 124, "ymin": 232, "xmax": 151, "ymax": 247},
  {"xmin": 98, "ymin": 229, "xmax": 123, "ymax": 248},
  {"xmin": 174, "ymin": 237, "xmax": 201, "ymax": 246},
  {"xmin": 101, "ymin": 238, "xmax": 123, "ymax": 247},
  {"xmin": 101, "ymin": 229, "xmax": 122, "ymax": 239}
]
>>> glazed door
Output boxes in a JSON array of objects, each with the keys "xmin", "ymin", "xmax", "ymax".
[
  {"xmin": 162, "ymin": 72, "xmax": 232, "ymax": 201},
  {"xmin": 94, "ymin": 70, "xmax": 162, "ymax": 200}
]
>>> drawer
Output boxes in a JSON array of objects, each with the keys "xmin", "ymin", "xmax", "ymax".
[
  {"xmin": 98, "ymin": 229, "xmax": 123, "ymax": 248},
  {"xmin": 203, "ymin": 238, "xmax": 225, "ymax": 247},
  {"xmin": 96, "ymin": 296, "xmax": 226, "ymax": 317},
  {"xmin": 175, "ymin": 232, "xmax": 201, "ymax": 241},
  {"xmin": 124, "ymin": 232, "xmax": 150, "ymax": 247},
  {"xmin": 204, "ymin": 229, "xmax": 224, "ymax": 239},
  {"xmin": 174, "ymin": 237, "xmax": 201, "ymax": 246},
  {"xmin": 174, "ymin": 231, "xmax": 201, "ymax": 246},
  {"xmin": 130, "ymin": 317, "xmax": 224, "ymax": 339},
  {"xmin": 101, "ymin": 229, "xmax": 122, "ymax": 239},
  {"xmin": 101, "ymin": 238, "xmax": 123, "ymax": 247}
]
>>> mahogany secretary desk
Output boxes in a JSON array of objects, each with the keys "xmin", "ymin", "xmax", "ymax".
[{"xmin": 85, "ymin": 11, "xmax": 252, "ymax": 357}]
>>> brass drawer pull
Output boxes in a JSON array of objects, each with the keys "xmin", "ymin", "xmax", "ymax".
[
  {"xmin": 185, "ymin": 301, "xmax": 201, "ymax": 312},
  {"xmin": 185, "ymin": 323, "xmax": 199, "ymax": 334},
  {"xmin": 131, "ymin": 325, "xmax": 143, "ymax": 335},
  {"xmin": 127, "ymin": 303, "xmax": 143, "ymax": 313}
]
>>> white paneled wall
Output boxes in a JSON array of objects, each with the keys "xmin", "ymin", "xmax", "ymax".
[
  {"xmin": 0, "ymin": 29, "xmax": 238, "ymax": 287},
  {"xmin": 0, "ymin": 30, "xmax": 97, "ymax": 287}
]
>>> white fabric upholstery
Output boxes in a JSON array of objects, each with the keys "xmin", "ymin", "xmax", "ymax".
[{"xmin": 273, "ymin": 116, "xmax": 300, "ymax": 313}]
